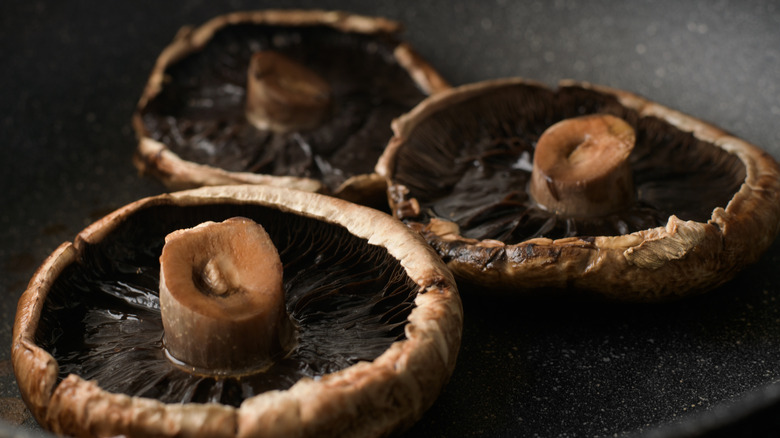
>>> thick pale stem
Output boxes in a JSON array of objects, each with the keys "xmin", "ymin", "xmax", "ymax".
[
  {"xmin": 159, "ymin": 217, "xmax": 293, "ymax": 376},
  {"xmin": 245, "ymin": 50, "xmax": 332, "ymax": 133},
  {"xmin": 529, "ymin": 114, "xmax": 636, "ymax": 217}
]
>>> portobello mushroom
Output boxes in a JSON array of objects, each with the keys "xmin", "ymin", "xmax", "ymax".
[
  {"xmin": 12, "ymin": 185, "xmax": 462, "ymax": 437},
  {"xmin": 133, "ymin": 10, "xmax": 450, "ymax": 207},
  {"xmin": 376, "ymin": 78, "xmax": 780, "ymax": 301}
]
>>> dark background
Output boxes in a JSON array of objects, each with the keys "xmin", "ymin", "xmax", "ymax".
[{"xmin": 2, "ymin": 1, "xmax": 780, "ymax": 436}]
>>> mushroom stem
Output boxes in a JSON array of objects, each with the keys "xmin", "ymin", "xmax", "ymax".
[
  {"xmin": 159, "ymin": 217, "xmax": 294, "ymax": 376},
  {"xmin": 529, "ymin": 114, "xmax": 636, "ymax": 217},
  {"xmin": 245, "ymin": 50, "xmax": 332, "ymax": 133}
]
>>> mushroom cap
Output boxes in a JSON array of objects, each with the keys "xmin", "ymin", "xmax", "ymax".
[
  {"xmin": 132, "ymin": 10, "xmax": 450, "ymax": 207},
  {"xmin": 376, "ymin": 77, "xmax": 780, "ymax": 301},
  {"xmin": 12, "ymin": 185, "xmax": 462, "ymax": 437}
]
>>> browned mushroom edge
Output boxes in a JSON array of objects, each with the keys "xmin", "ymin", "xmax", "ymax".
[
  {"xmin": 12, "ymin": 185, "xmax": 462, "ymax": 438},
  {"xmin": 132, "ymin": 10, "xmax": 450, "ymax": 209},
  {"xmin": 376, "ymin": 77, "xmax": 780, "ymax": 301}
]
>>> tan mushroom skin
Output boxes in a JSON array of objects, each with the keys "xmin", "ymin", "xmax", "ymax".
[
  {"xmin": 530, "ymin": 114, "xmax": 636, "ymax": 217},
  {"xmin": 160, "ymin": 217, "xmax": 295, "ymax": 376}
]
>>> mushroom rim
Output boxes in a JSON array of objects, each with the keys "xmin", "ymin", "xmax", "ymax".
[
  {"xmin": 376, "ymin": 77, "xmax": 780, "ymax": 300},
  {"xmin": 131, "ymin": 9, "xmax": 451, "ymax": 201},
  {"xmin": 12, "ymin": 185, "xmax": 463, "ymax": 437}
]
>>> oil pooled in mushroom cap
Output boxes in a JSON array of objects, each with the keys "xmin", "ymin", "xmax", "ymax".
[
  {"xmin": 392, "ymin": 85, "xmax": 746, "ymax": 243},
  {"xmin": 35, "ymin": 204, "xmax": 417, "ymax": 407},
  {"xmin": 141, "ymin": 24, "xmax": 427, "ymax": 192}
]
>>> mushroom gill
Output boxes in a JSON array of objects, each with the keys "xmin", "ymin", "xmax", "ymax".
[
  {"xmin": 36, "ymin": 203, "xmax": 417, "ymax": 405},
  {"xmin": 385, "ymin": 82, "xmax": 745, "ymax": 242}
]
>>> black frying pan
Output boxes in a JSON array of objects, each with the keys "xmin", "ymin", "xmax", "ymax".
[{"xmin": 2, "ymin": 1, "xmax": 779, "ymax": 436}]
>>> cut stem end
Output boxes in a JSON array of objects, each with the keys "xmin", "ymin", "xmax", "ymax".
[
  {"xmin": 159, "ymin": 217, "xmax": 294, "ymax": 377},
  {"xmin": 530, "ymin": 114, "xmax": 636, "ymax": 217},
  {"xmin": 245, "ymin": 50, "xmax": 332, "ymax": 133}
]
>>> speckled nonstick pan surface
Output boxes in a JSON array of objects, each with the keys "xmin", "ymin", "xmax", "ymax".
[{"xmin": 2, "ymin": 1, "xmax": 780, "ymax": 437}]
